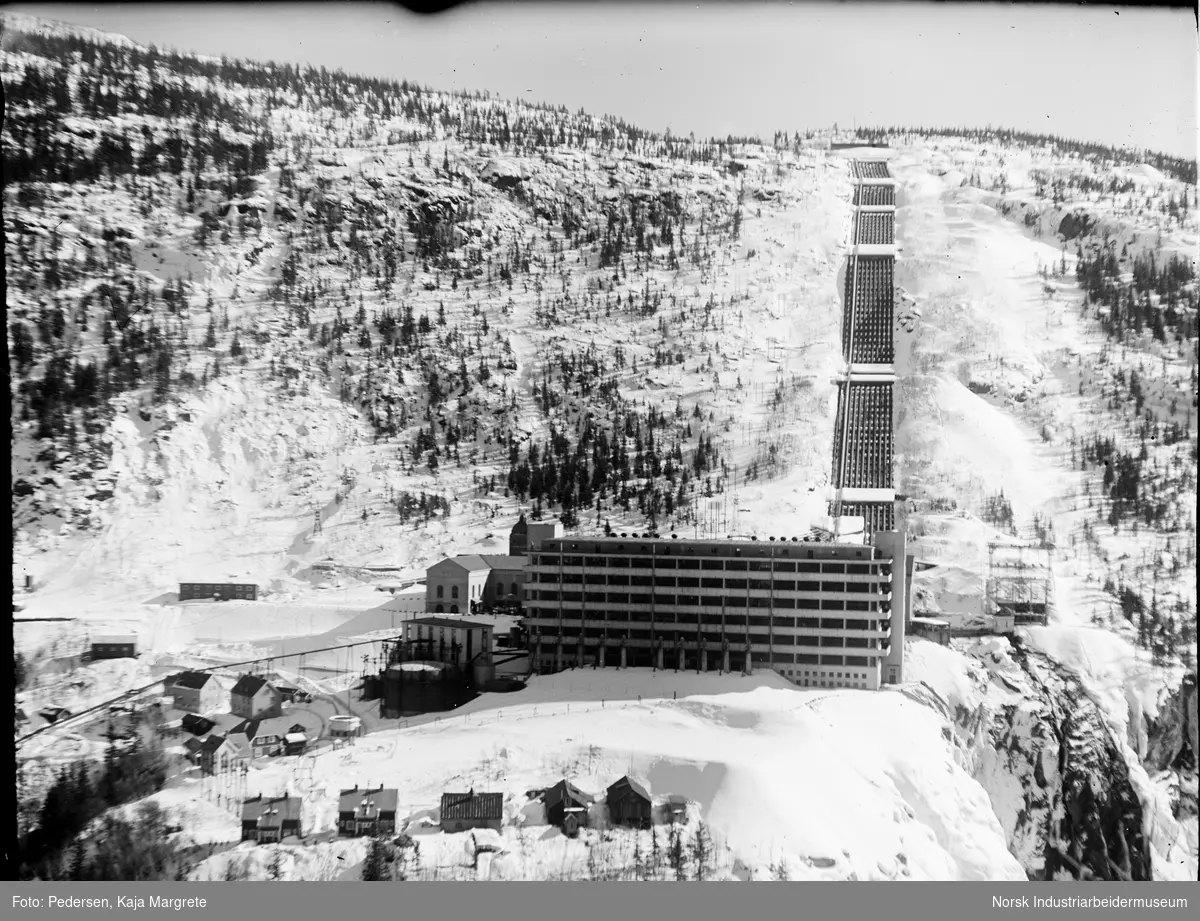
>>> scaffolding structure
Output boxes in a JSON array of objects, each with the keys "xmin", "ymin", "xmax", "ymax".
[{"xmin": 985, "ymin": 543, "xmax": 1053, "ymax": 625}]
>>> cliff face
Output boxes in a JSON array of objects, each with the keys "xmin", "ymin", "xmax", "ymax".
[
  {"xmin": 1144, "ymin": 674, "xmax": 1198, "ymax": 774},
  {"xmin": 907, "ymin": 637, "xmax": 1196, "ymax": 880}
]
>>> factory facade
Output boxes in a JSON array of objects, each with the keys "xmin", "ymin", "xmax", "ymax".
[{"xmin": 519, "ymin": 530, "xmax": 909, "ymax": 691}]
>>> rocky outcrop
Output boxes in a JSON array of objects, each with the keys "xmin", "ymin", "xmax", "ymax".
[
  {"xmin": 1056, "ymin": 210, "xmax": 1094, "ymax": 241},
  {"xmin": 1145, "ymin": 674, "xmax": 1198, "ymax": 774},
  {"xmin": 480, "ymin": 159, "xmax": 527, "ymax": 190},
  {"xmin": 926, "ymin": 637, "xmax": 1155, "ymax": 879}
]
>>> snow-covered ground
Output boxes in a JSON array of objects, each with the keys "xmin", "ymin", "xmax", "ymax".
[{"xmin": 172, "ymin": 668, "xmax": 1024, "ymax": 881}]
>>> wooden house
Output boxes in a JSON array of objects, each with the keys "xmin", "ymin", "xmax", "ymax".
[
  {"xmin": 197, "ymin": 734, "xmax": 249, "ymax": 776},
  {"xmin": 241, "ymin": 795, "xmax": 302, "ymax": 844},
  {"xmin": 230, "ymin": 675, "xmax": 283, "ymax": 720},
  {"xmin": 542, "ymin": 779, "xmax": 594, "ymax": 834},
  {"xmin": 337, "ymin": 786, "xmax": 399, "ymax": 838},
  {"xmin": 180, "ymin": 713, "xmax": 217, "ymax": 737},
  {"xmin": 164, "ymin": 671, "xmax": 222, "ymax": 715},
  {"xmin": 275, "ymin": 685, "xmax": 313, "ymax": 705},
  {"xmin": 229, "ymin": 717, "xmax": 308, "ymax": 759},
  {"xmin": 439, "ymin": 791, "xmax": 503, "ymax": 832},
  {"xmin": 89, "ymin": 635, "xmax": 138, "ymax": 660},
  {"xmin": 606, "ymin": 776, "xmax": 652, "ymax": 829}
]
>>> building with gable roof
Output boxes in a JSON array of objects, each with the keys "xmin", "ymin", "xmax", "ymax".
[{"xmin": 230, "ymin": 674, "xmax": 283, "ymax": 720}]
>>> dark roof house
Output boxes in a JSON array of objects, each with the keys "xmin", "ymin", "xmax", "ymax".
[
  {"xmin": 168, "ymin": 671, "xmax": 215, "ymax": 690},
  {"xmin": 543, "ymin": 779, "xmax": 595, "ymax": 830},
  {"xmin": 231, "ymin": 674, "xmax": 271, "ymax": 697},
  {"xmin": 440, "ymin": 791, "xmax": 503, "ymax": 832},
  {"xmin": 337, "ymin": 786, "xmax": 400, "ymax": 836},
  {"xmin": 180, "ymin": 713, "xmax": 216, "ymax": 736},
  {"xmin": 606, "ymin": 776, "xmax": 653, "ymax": 828},
  {"xmin": 240, "ymin": 795, "xmax": 303, "ymax": 843}
]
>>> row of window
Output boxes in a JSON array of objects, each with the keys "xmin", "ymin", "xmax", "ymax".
[
  {"xmin": 537, "ymin": 627, "xmax": 884, "ymax": 649},
  {"xmin": 182, "ymin": 583, "xmax": 255, "ymax": 596},
  {"xmin": 534, "ymin": 577, "xmax": 883, "ymax": 593},
  {"xmin": 532, "ymin": 556, "xmax": 881, "ymax": 574},
  {"xmin": 526, "ymin": 613, "xmax": 887, "ymax": 630},
  {"xmin": 535, "ymin": 651, "xmax": 880, "ymax": 667},
  {"xmin": 527, "ymin": 595, "xmax": 884, "ymax": 612},
  {"xmin": 435, "ymin": 583, "xmax": 519, "ymax": 600}
]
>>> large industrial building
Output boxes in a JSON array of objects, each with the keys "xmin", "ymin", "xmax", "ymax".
[{"xmin": 520, "ymin": 530, "xmax": 908, "ymax": 690}]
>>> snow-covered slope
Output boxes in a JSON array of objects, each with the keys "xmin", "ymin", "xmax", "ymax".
[{"xmin": 168, "ymin": 669, "xmax": 1025, "ymax": 881}]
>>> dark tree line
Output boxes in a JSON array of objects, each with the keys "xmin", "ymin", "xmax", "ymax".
[
  {"xmin": 17, "ymin": 727, "xmax": 174, "ymax": 879},
  {"xmin": 850, "ymin": 124, "xmax": 1196, "ymax": 185},
  {"xmin": 1075, "ymin": 246, "xmax": 1199, "ymax": 345}
]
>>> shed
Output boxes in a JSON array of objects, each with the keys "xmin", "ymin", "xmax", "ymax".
[
  {"xmin": 666, "ymin": 794, "xmax": 689, "ymax": 824},
  {"xmin": 283, "ymin": 731, "xmax": 308, "ymax": 756},
  {"xmin": 606, "ymin": 776, "xmax": 652, "ymax": 829},
  {"xmin": 180, "ymin": 713, "xmax": 216, "ymax": 737},
  {"xmin": 439, "ymin": 791, "xmax": 503, "ymax": 833}
]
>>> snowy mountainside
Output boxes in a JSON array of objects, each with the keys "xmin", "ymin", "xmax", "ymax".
[
  {"xmin": 886, "ymin": 138, "xmax": 1197, "ymax": 879},
  {"xmin": 7, "ymin": 11, "xmax": 849, "ymax": 624}
]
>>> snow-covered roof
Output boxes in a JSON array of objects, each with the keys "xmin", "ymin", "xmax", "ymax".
[
  {"xmin": 408, "ymin": 616, "xmax": 491, "ymax": 629},
  {"xmin": 338, "ymin": 786, "xmax": 399, "ymax": 814},
  {"xmin": 241, "ymin": 795, "xmax": 302, "ymax": 825}
]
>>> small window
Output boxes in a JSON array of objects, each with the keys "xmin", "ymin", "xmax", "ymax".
[
  {"xmin": 452, "ymin": 585, "xmax": 459, "ymax": 599},
  {"xmin": 450, "ymin": 605, "xmax": 459, "ymax": 614},
  {"xmin": 435, "ymin": 604, "xmax": 444, "ymax": 613},
  {"xmin": 437, "ymin": 585, "xmax": 444, "ymax": 599}
]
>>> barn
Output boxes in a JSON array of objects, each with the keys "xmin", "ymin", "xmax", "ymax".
[
  {"xmin": 542, "ymin": 779, "xmax": 594, "ymax": 835},
  {"xmin": 606, "ymin": 776, "xmax": 652, "ymax": 829}
]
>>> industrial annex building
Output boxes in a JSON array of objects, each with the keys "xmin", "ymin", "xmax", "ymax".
[{"xmin": 423, "ymin": 158, "xmax": 910, "ymax": 692}]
